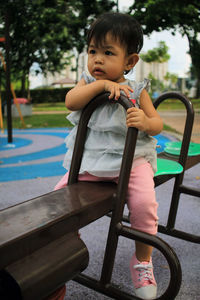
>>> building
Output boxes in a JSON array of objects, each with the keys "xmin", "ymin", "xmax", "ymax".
[
  {"xmin": 30, "ymin": 51, "xmax": 168, "ymax": 89},
  {"xmin": 134, "ymin": 59, "xmax": 168, "ymax": 82}
]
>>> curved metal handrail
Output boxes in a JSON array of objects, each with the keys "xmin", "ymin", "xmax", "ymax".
[{"xmin": 153, "ymin": 91, "xmax": 194, "ymax": 167}]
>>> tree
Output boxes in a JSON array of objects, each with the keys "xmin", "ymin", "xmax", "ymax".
[
  {"xmin": 140, "ymin": 41, "xmax": 170, "ymax": 63},
  {"xmin": 0, "ymin": 0, "xmax": 115, "ymax": 96},
  {"xmin": 129, "ymin": 0, "xmax": 200, "ymax": 97},
  {"xmin": 148, "ymin": 72, "xmax": 165, "ymax": 96},
  {"xmin": 0, "ymin": 0, "xmax": 72, "ymax": 96},
  {"xmin": 164, "ymin": 72, "xmax": 178, "ymax": 89}
]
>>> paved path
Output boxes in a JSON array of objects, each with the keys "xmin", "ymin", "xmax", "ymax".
[{"xmin": 159, "ymin": 110, "xmax": 200, "ymax": 143}]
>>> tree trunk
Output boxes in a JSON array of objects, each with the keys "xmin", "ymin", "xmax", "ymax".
[
  {"xmin": 187, "ymin": 34, "xmax": 200, "ymax": 98},
  {"xmin": 196, "ymin": 77, "xmax": 200, "ymax": 98},
  {"xmin": 20, "ymin": 70, "xmax": 27, "ymax": 97},
  {"xmin": 75, "ymin": 54, "xmax": 79, "ymax": 84}
]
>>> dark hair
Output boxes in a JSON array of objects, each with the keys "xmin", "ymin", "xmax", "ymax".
[{"xmin": 87, "ymin": 12, "xmax": 143, "ymax": 54}]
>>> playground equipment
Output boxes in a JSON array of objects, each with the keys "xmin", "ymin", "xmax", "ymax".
[
  {"xmin": 125, "ymin": 92, "xmax": 200, "ymax": 243},
  {"xmin": 1, "ymin": 91, "xmax": 199, "ymax": 299}
]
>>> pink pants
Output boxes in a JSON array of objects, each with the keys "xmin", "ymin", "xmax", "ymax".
[{"xmin": 54, "ymin": 162, "xmax": 158, "ymax": 235}]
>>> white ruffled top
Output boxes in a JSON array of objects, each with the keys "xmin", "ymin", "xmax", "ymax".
[{"xmin": 63, "ymin": 72, "xmax": 158, "ymax": 176}]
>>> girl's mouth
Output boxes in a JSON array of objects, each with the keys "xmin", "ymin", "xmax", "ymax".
[{"xmin": 93, "ymin": 68, "xmax": 105, "ymax": 75}]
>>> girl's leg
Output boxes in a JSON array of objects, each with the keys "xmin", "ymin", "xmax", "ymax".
[
  {"xmin": 54, "ymin": 171, "xmax": 117, "ymax": 190},
  {"xmin": 46, "ymin": 285, "xmax": 66, "ymax": 300},
  {"xmin": 127, "ymin": 162, "xmax": 158, "ymax": 260},
  {"xmin": 135, "ymin": 241, "xmax": 153, "ymax": 262},
  {"xmin": 54, "ymin": 172, "xmax": 69, "ymax": 190},
  {"xmin": 127, "ymin": 162, "xmax": 158, "ymax": 299}
]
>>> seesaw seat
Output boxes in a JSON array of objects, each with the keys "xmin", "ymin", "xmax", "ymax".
[
  {"xmin": 0, "ymin": 182, "xmax": 116, "ymax": 270},
  {"xmin": 164, "ymin": 141, "xmax": 200, "ymax": 156},
  {"xmin": 155, "ymin": 158, "xmax": 183, "ymax": 176},
  {"xmin": 0, "ymin": 181, "xmax": 116, "ymax": 300}
]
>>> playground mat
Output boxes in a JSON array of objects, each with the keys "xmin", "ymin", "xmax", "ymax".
[{"xmin": 0, "ymin": 128, "xmax": 171, "ymax": 182}]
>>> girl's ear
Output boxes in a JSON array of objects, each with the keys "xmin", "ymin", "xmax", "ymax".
[{"xmin": 125, "ymin": 53, "xmax": 139, "ymax": 72}]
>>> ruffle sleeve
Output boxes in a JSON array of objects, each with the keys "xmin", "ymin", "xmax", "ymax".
[
  {"xmin": 63, "ymin": 74, "xmax": 157, "ymax": 176},
  {"xmin": 132, "ymin": 78, "xmax": 150, "ymax": 106}
]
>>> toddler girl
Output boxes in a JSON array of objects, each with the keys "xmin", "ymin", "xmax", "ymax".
[{"xmin": 55, "ymin": 12, "xmax": 163, "ymax": 300}]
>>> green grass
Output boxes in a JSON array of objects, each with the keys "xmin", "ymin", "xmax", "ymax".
[
  {"xmin": 156, "ymin": 98, "xmax": 200, "ymax": 110},
  {"xmin": 163, "ymin": 123, "xmax": 179, "ymax": 134},
  {"xmin": 3, "ymin": 114, "xmax": 72, "ymax": 129},
  {"xmin": 32, "ymin": 102, "xmax": 67, "ymax": 112}
]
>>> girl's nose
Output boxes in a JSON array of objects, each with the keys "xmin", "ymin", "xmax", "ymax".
[{"xmin": 94, "ymin": 54, "xmax": 103, "ymax": 64}]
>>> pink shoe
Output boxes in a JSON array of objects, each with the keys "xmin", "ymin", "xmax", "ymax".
[{"xmin": 130, "ymin": 253, "xmax": 157, "ymax": 299}]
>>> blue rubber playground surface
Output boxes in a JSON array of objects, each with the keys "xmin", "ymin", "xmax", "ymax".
[
  {"xmin": 0, "ymin": 128, "xmax": 171, "ymax": 182},
  {"xmin": 0, "ymin": 128, "xmax": 69, "ymax": 182}
]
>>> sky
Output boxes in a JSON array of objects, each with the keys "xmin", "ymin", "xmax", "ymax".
[
  {"xmin": 30, "ymin": 1, "xmax": 191, "ymax": 88},
  {"xmin": 143, "ymin": 31, "xmax": 190, "ymax": 77},
  {"xmin": 119, "ymin": 0, "xmax": 191, "ymax": 77}
]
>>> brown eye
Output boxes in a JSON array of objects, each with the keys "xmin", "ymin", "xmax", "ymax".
[
  {"xmin": 89, "ymin": 49, "xmax": 96, "ymax": 54},
  {"xmin": 105, "ymin": 50, "xmax": 113, "ymax": 56}
]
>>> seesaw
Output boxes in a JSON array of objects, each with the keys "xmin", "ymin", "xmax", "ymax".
[{"xmin": 2, "ymin": 92, "xmax": 195, "ymax": 299}]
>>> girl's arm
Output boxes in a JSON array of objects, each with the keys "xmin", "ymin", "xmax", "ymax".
[
  {"xmin": 66, "ymin": 78, "xmax": 104, "ymax": 111},
  {"xmin": 66, "ymin": 78, "xmax": 133, "ymax": 111},
  {"xmin": 126, "ymin": 89, "xmax": 163, "ymax": 136}
]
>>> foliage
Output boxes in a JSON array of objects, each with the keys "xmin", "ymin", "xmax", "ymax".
[
  {"xmin": 0, "ymin": 0, "xmax": 72, "ymax": 96},
  {"xmin": 129, "ymin": 0, "xmax": 200, "ymax": 97},
  {"xmin": 30, "ymin": 87, "xmax": 71, "ymax": 103},
  {"xmin": 164, "ymin": 72, "xmax": 178, "ymax": 89},
  {"xmin": 147, "ymin": 71, "xmax": 178, "ymax": 95},
  {"xmin": 0, "ymin": 0, "xmax": 115, "ymax": 96},
  {"xmin": 1, "ymin": 87, "xmax": 71, "ymax": 104},
  {"xmin": 148, "ymin": 73, "xmax": 165, "ymax": 95},
  {"xmin": 140, "ymin": 41, "xmax": 170, "ymax": 63}
]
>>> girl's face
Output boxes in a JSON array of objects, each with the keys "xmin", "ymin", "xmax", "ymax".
[{"xmin": 87, "ymin": 33, "xmax": 134, "ymax": 83}]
